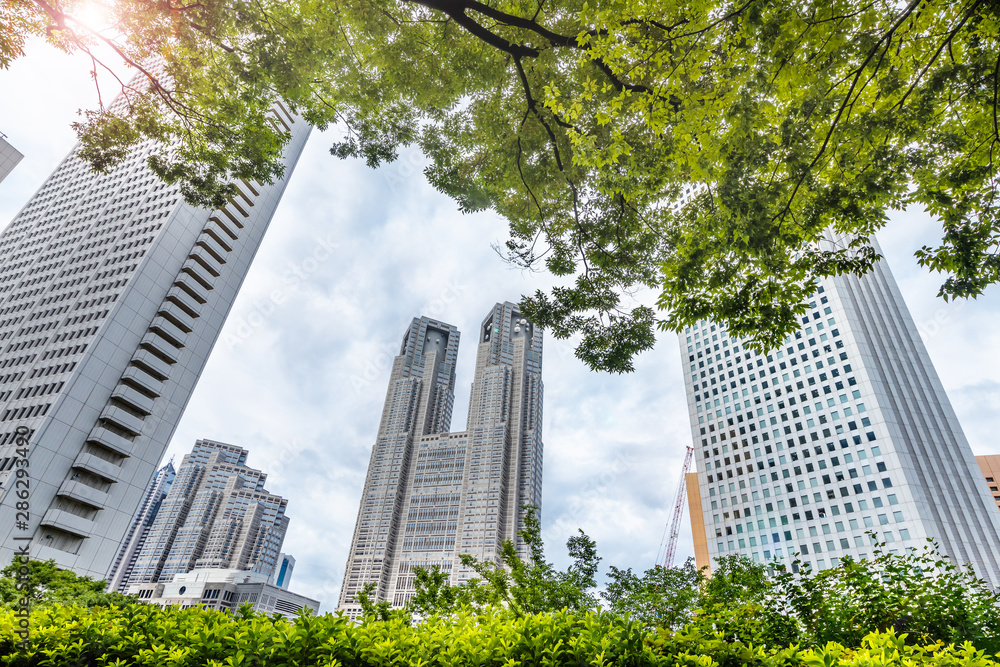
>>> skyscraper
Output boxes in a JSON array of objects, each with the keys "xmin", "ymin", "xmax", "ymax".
[
  {"xmin": 681, "ymin": 237, "xmax": 1000, "ymax": 586},
  {"xmin": 0, "ymin": 133, "xmax": 23, "ymax": 185},
  {"xmin": 124, "ymin": 438, "xmax": 289, "ymax": 589},
  {"xmin": 274, "ymin": 552, "xmax": 295, "ymax": 590},
  {"xmin": 0, "ymin": 90, "xmax": 309, "ymax": 577},
  {"xmin": 106, "ymin": 458, "xmax": 176, "ymax": 593},
  {"xmin": 338, "ymin": 302, "xmax": 543, "ymax": 614}
]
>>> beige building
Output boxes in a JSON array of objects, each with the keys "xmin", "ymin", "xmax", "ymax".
[
  {"xmin": 977, "ymin": 456, "xmax": 1000, "ymax": 513},
  {"xmin": 685, "ymin": 471, "xmax": 711, "ymax": 573}
]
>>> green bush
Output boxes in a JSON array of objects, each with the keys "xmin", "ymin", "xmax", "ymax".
[{"xmin": 0, "ymin": 603, "xmax": 997, "ymax": 667}]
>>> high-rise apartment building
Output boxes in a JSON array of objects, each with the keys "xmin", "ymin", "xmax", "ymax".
[
  {"xmin": 0, "ymin": 94, "xmax": 309, "ymax": 577},
  {"xmin": 106, "ymin": 459, "xmax": 176, "ymax": 592},
  {"xmin": 123, "ymin": 438, "xmax": 289, "ymax": 590},
  {"xmin": 680, "ymin": 237, "xmax": 1000, "ymax": 586},
  {"xmin": 338, "ymin": 302, "xmax": 543, "ymax": 614}
]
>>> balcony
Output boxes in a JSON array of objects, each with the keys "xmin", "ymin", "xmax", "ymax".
[
  {"xmin": 166, "ymin": 286, "xmax": 201, "ymax": 316},
  {"xmin": 111, "ymin": 384, "xmax": 155, "ymax": 416},
  {"xmin": 157, "ymin": 301, "xmax": 195, "ymax": 333},
  {"xmin": 72, "ymin": 452, "xmax": 121, "ymax": 483},
  {"xmin": 173, "ymin": 276, "xmax": 210, "ymax": 304},
  {"xmin": 57, "ymin": 479, "xmax": 108, "ymax": 509},
  {"xmin": 139, "ymin": 333, "xmax": 179, "ymax": 364},
  {"xmin": 197, "ymin": 233, "xmax": 229, "ymax": 262},
  {"xmin": 87, "ymin": 423, "xmax": 134, "ymax": 456},
  {"xmin": 99, "ymin": 405, "xmax": 145, "ymax": 437},
  {"xmin": 181, "ymin": 259, "xmax": 215, "ymax": 290},
  {"xmin": 219, "ymin": 206, "xmax": 245, "ymax": 229},
  {"xmin": 188, "ymin": 246, "xmax": 222, "ymax": 277},
  {"xmin": 40, "ymin": 509, "xmax": 93, "ymax": 539},
  {"xmin": 149, "ymin": 316, "xmax": 188, "ymax": 348},
  {"xmin": 132, "ymin": 348, "xmax": 172, "ymax": 380},
  {"xmin": 121, "ymin": 365, "xmax": 164, "ymax": 397},
  {"xmin": 208, "ymin": 216, "xmax": 239, "ymax": 241}
]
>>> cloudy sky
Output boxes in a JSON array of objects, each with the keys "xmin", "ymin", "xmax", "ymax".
[{"xmin": 2, "ymin": 42, "xmax": 999, "ymax": 609}]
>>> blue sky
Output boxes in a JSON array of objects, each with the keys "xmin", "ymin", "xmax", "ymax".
[{"xmin": 2, "ymin": 42, "xmax": 999, "ymax": 610}]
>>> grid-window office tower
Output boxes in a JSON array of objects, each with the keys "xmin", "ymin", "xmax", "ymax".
[
  {"xmin": 106, "ymin": 459, "xmax": 175, "ymax": 593},
  {"xmin": 681, "ymin": 236, "xmax": 1000, "ymax": 587},
  {"xmin": 338, "ymin": 302, "xmax": 543, "ymax": 614},
  {"xmin": 123, "ymin": 438, "xmax": 289, "ymax": 590},
  {"xmin": 0, "ymin": 90, "xmax": 310, "ymax": 577}
]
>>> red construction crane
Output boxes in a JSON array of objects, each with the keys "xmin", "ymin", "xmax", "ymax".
[{"xmin": 656, "ymin": 445, "xmax": 694, "ymax": 569}]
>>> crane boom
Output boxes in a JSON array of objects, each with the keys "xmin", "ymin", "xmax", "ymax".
[{"xmin": 662, "ymin": 446, "xmax": 694, "ymax": 569}]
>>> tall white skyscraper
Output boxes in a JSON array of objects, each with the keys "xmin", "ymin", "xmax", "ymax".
[
  {"xmin": 338, "ymin": 302, "xmax": 543, "ymax": 614},
  {"xmin": 681, "ymin": 237, "xmax": 1000, "ymax": 587},
  {"xmin": 0, "ymin": 92, "xmax": 309, "ymax": 578}
]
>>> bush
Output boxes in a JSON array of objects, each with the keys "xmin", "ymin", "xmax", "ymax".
[{"xmin": 0, "ymin": 602, "xmax": 997, "ymax": 667}]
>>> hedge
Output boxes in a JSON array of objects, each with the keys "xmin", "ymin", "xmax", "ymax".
[{"xmin": 0, "ymin": 603, "xmax": 997, "ymax": 667}]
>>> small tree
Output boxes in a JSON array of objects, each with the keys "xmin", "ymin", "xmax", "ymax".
[
  {"xmin": 410, "ymin": 506, "xmax": 601, "ymax": 617},
  {"xmin": 0, "ymin": 558, "xmax": 129, "ymax": 609},
  {"xmin": 602, "ymin": 558, "xmax": 702, "ymax": 629}
]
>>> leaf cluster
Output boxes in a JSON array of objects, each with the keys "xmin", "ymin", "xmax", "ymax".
[{"xmin": 8, "ymin": 0, "xmax": 1000, "ymax": 371}]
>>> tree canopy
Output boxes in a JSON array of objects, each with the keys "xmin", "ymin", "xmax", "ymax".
[
  {"xmin": 0, "ymin": 558, "xmax": 129, "ymax": 609},
  {"xmin": 5, "ymin": 0, "xmax": 999, "ymax": 371}
]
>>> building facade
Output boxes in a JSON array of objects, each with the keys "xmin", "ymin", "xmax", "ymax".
[
  {"xmin": 0, "ymin": 91, "xmax": 309, "ymax": 577},
  {"xmin": 0, "ymin": 133, "xmax": 23, "ymax": 185},
  {"xmin": 123, "ymin": 438, "xmax": 289, "ymax": 591},
  {"xmin": 106, "ymin": 459, "xmax": 175, "ymax": 592},
  {"xmin": 976, "ymin": 456, "xmax": 1000, "ymax": 514},
  {"xmin": 681, "ymin": 237, "xmax": 1000, "ymax": 586},
  {"xmin": 132, "ymin": 567, "xmax": 319, "ymax": 615},
  {"xmin": 338, "ymin": 302, "xmax": 543, "ymax": 614}
]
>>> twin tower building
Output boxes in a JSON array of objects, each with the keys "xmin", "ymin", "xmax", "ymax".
[{"xmin": 336, "ymin": 304, "xmax": 544, "ymax": 614}]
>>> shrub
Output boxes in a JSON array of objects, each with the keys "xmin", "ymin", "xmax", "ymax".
[{"xmin": 0, "ymin": 603, "xmax": 997, "ymax": 667}]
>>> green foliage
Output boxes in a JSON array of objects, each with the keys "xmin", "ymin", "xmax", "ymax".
[
  {"xmin": 8, "ymin": 0, "xmax": 999, "ymax": 372},
  {"xmin": 0, "ymin": 601, "xmax": 997, "ymax": 667},
  {"xmin": 701, "ymin": 553, "xmax": 773, "ymax": 608},
  {"xmin": 410, "ymin": 506, "xmax": 602, "ymax": 617},
  {"xmin": 602, "ymin": 558, "xmax": 702, "ymax": 629},
  {"xmin": 770, "ymin": 538, "xmax": 1000, "ymax": 653},
  {"xmin": 0, "ymin": 558, "xmax": 129, "ymax": 610}
]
